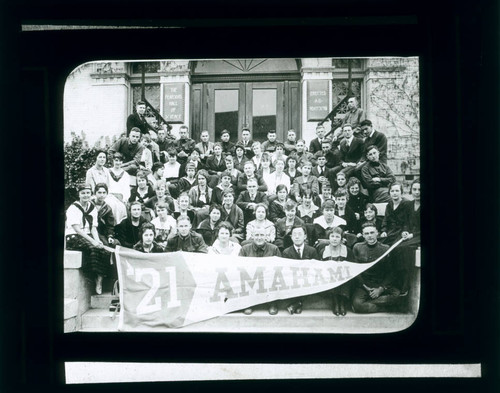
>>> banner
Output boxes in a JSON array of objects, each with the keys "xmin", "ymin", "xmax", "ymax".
[{"xmin": 114, "ymin": 243, "xmax": 400, "ymax": 330}]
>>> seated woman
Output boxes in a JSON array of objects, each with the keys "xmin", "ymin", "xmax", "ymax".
[
  {"xmin": 147, "ymin": 161, "xmax": 165, "ymax": 190},
  {"xmin": 150, "ymin": 201, "xmax": 177, "ymax": 249},
  {"xmin": 316, "ymin": 227, "xmax": 354, "ymax": 316},
  {"xmin": 284, "ymin": 154, "xmax": 299, "ymax": 184},
  {"xmin": 162, "ymin": 148, "xmax": 182, "ymax": 197},
  {"xmin": 333, "ymin": 188, "xmax": 359, "ymax": 246},
  {"xmin": 274, "ymin": 199, "xmax": 305, "ymax": 252},
  {"xmin": 269, "ymin": 184, "xmax": 290, "ymax": 222},
  {"xmin": 211, "ymin": 170, "xmax": 234, "ymax": 206},
  {"xmin": 176, "ymin": 162, "xmax": 198, "ymax": 196},
  {"xmin": 196, "ymin": 204, "xmax": 223, "ymax": 246},
  {"xmin": 270, "ymin": 142, "xmax": 288, "ymax": 167},
  {"xmin": 265, "ymin": 158, "xmax": 291, "ymax": 197},
  {"xmin": 330, "ymin": 171, "xmax": 348, "ymax": 194},
  {"xmin": 219, "ymin": 190, "xmax": 245, "ymax": 242},
  {"xmin": 173, "ymin": 192, "xmax": 196, "ymax": 224},
  {"xmin": 93, "ymin": 183, "xmax": 117, "ymax": 247},
  {"xmin": 65, "ymin": 183, "xmax": 111, "ymax": 295},
  {"xmin": 251, "ymin": 141, "xmax": 264, "ymax": 171},
  {"xmin": 133, "ymin": 222, "xmax": 165, "ymax": 253},
  {"xmin": 179, "ymin": 149, "xmax": 204, "ymax": 178},
  {"xmin": 208, "ymin": 221, "xmax": 242, "ymax": 255},
  {"xmin": 357, "ymin": 202, "xmax": 383, "ymax": 240},
  {"xmin": 85, "ymin": 151, "xmax": 109, "ymax": 191},
  {"xmin": 380, "ymin": 182, "xmax": 413, "ymax": 246},
  {"xmin": 222, "ymin": 154, "xmax": 241, "ymax": 191},
  {"xmin": 296, "ymin": 185, "xmax": 321, "ymax": 224},
  {"xmin": 129, "ymin": 170, "xmax": 155, "ymax": 205},
  {"xmin": 144, "ymin": 180, "xmax": 176, "ymax": 215},
  {"xmin": 346, "ymin": 177, "xmax": 369, "ymax": 221},
  {"xmin": 106, "ymin": 152, "xmax": 130, "ymax": 225},
  {"xmin": 188, "ymin": 169, "xmax": 213, "ymax": 227},
  {"xmin": 312, "ymin": 199, "xmax": 347, "ymax": 245},
  {"xmin": 233, "ymin": 144, "xmax": 248, "ymax": 173},
  {"xmin": 245, "ymin": 203, "xmax": 276, "ymax": 245},
  {"xmin": 258, "ymin": 152, "xmax": 273, "ymax": 187},
  {"xmin": 115, "ymin": 201, "xmax": 149, "ymax": 249}
]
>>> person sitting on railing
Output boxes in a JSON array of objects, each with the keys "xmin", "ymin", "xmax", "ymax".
[
  {"xmin": 351, "ymin": 222, "xmax": 403, "ymax": 314},
  {"xmin": 65, "ymin": 183, "xmax": 111, "ymax": 295},
  {"xmin": 194, "ymin": 130, "xmax": 215, "ymax": 164},
  {"xmin": 108, "ymin": 128, "xmax": 144, "ymax": 176},
  {"xmin": 360, "ymin": 145, "xmax": 396, "ymax": 203},
  {"xmin": 133, "ymin": 222, "xmax": 164, "ymax": 253},
  {"xmin": 126, "ymin": 100, "xmax": 157, "ymax": 137},
  {"xmin": 175, "ymin": 125, "xmax": 196, "ymax": 165},
  {"xmin": 309, "ymin": 123, "xmax": 327, "ymax": 154}
]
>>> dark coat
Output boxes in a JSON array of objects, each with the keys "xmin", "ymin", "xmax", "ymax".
[
  {"xmin": 363, "ymin": 130, "xmax": 388, "ymax": 163},
  {"xmin": 206, "ymin": 155, "xmax": 227, "ymax": 175},
  {"xmin": 165, "ymin": 231, "xmax": 208, "ymax": 253},
  {"xmin": 339, "ymin": 137, "xmax": 364, "ymax": 164},
  {"xmin": 126, "ymin": 113, "xmax": 154, "ymax": 135},
  {"xmin": 274, "ymin": 216, "xmax": 305, "ymax": 250},
  {"xmin": 116, "ymin": 217, "xmax": 148, "ymax": 248},
  {"xmin": 308, "ymin": 138, "xmax": 324, "ymax": 154},
  {"xmin": 220, "ymin": 204, "xmax": 245, "ymax": 235},
  {"xmin": 239, "ymin": 242, "xmax": 281, "ymax": 257},
  {"xmin": 133, "ymin": 241, "xmax": 165, "ymax": 253},
  {"xmin": 282, "ymin": 244, "xmax": 319, "ymax": 260},
  {"xmin": 195, "ymin": 219, "xmax": 220, "ymax": 246}
]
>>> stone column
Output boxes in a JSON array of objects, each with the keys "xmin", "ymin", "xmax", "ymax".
[
  {"xmin": 300, "ymin": 58, "xmax": 334, "ymax": 145},
  {"xmin": 158, "ymin": 60, "xmax": 191, "ymax": 139},
  {"xmin": 87, "ymin": 62, "xmax": 130, "ymax": 147}
]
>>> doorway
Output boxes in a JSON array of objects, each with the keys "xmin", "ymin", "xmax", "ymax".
[{"xmin": 191, "ymin": 81, "xmax": 300, "ymax": 143}]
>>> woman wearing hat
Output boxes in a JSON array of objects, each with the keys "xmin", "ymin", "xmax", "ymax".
[{"xmin": 65, "ymin": 183, "xmax": 111, "ymax": 294}]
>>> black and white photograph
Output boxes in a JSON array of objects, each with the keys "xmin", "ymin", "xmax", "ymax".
[{"xmin": 63, "ymin": 57, "xmax": 421, "ymax": 334}]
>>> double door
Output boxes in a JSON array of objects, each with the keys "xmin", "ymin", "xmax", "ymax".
[{"xmin": 191, "ymin": 81, "xmax": 300, "ymax": 143}]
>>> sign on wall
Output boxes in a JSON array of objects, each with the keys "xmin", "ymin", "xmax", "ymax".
[
  {"xmin": 307, "ymin": 80, "xmax": 330, "ymax": 121},
  {"xmin": 162, "ymin": 83, "xmax": 185, "ymax": 123}
]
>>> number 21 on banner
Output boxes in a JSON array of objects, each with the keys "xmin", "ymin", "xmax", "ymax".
[{"xmin": 132, "ymin": 267, "xmax": 181, "ymax": 315}]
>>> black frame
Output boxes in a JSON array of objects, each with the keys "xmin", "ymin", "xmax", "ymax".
[{"xmin": 3, "ymin": 1, "xmax": 499, "ymax": 392}]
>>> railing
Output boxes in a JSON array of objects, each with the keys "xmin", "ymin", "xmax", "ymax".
[{"xmin": 140, "ymin": 64, "xmax": 172, "ymax": 132}]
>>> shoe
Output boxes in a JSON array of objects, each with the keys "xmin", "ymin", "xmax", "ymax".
[
  {"xmin": 243, "ymin": 308, "xmax": 253, "ymax": 315},
  {"xmin": 286, "ymin": 303, "xmax": 295, "ymax": 315},
  {"xmin": 95, "ymin": 276, "xmax": 103, "ymax": 295},
  {"xmin": 339, "ymin": 299, "xmax": 347, "ymax": 316},
  {"xmin": 287, "ymin": 301, "xmax": 302, "ymax": 315},
  {"xmin": 332, "ymin": 297, "xmax": 340, "ymax": 316},
  {"xmin": 295, "ymin": 303, "xmax": 303, "ymax": 314},
  {"xmin": 268, "ymin": 304, "xmax": 278, "ymax": 315}
]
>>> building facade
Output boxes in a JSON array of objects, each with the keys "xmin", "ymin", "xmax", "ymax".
[{"xmin": 64, "ymin": 57, "xmax": 419, "ymax": 176}]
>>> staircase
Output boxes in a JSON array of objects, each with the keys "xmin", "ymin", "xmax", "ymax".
[{"xmin": 66, "ymin": 251, "xmax": 420, "ymax": 334}]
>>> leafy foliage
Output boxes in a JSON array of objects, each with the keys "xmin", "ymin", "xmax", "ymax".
[{"xmin": 64, "ymin": 132, "xmax": 109, "ymax": 208}]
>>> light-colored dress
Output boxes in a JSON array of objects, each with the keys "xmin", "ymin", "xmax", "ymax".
[
  {"xmin": 208, "ymin": 240, "xmax": 242, "ymax": 256},
  {"xmin": 246, "ymin": 219, "xmax": 276, "ymax": 243}
]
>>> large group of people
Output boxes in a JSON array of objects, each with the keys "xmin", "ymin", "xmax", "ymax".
[{"xmin": 65, "ymin": 99, "xmax": 420, "ymax": 317}]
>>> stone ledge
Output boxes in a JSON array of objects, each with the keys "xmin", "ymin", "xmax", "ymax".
[
  {"xmin": 64, "ymin": 250, "xmax": 82, "ymax": 269},
  {"xmin": 64, "ymin": 298, "xmax": 79, "ymax": 319},
  {"xmin": 81, "ymin": 308, "xmax": 416, "ymax": 334}
]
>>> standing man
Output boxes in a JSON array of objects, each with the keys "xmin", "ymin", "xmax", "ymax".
[
  {"xmin": 359, "ymin": 119, "xmax": 388, "ymax": 164},
  {"xmin": 351, "ymin": 223, "xmax": 402, "ymax": 313},
  {"xmin": 108, "ymin": 127, "xmax": 144, "ymax": 176},
  {"xmin": 282, "ymin": 225, "xmax": 319, "ymax": 315},
  {"xmin": 175, "ymin": 125, "xmax": 196, "ymax": 165},
  {"xmin": 126, "ymin": 100, "xmax": 156, "ymax": 137}
]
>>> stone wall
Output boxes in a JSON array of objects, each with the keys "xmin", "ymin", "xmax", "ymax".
[{"xmin": 365, "ymin": 57, "xmax": 420, "ymax": 175}]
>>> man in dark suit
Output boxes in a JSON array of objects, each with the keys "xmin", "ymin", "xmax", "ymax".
[
  {"xmin": 235, "ymin": 178, "xmax": 269, "ymax": 225},
  {"xmin": 126, "ymin": 100, "xmax": 156, "ymax": 136},
  {"xmin": 237, "ymin": 128, "xmax": 254, "ymax": 159},
  {"xmin": 282, "ymin": 225, "xmax": 319, "ymax": 314},
  {"xmin": 359, "ymin": 119, "xmax": 388, "ymax": 164},
  {"xmin": 165, "ymin": 216, "xmax": 208, "ymax": 253},
  {"xmin": 309, "ymin": 124, "xmax": 326, "ymax": 154},
  {"xmin": 331, "ymin": 124, "xmax": 364, "ymax": 179}
]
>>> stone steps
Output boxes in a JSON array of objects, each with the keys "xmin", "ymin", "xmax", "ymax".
[{"xmin": 81, "ymin": 307, "xmax": 416, "ymax": 333}]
